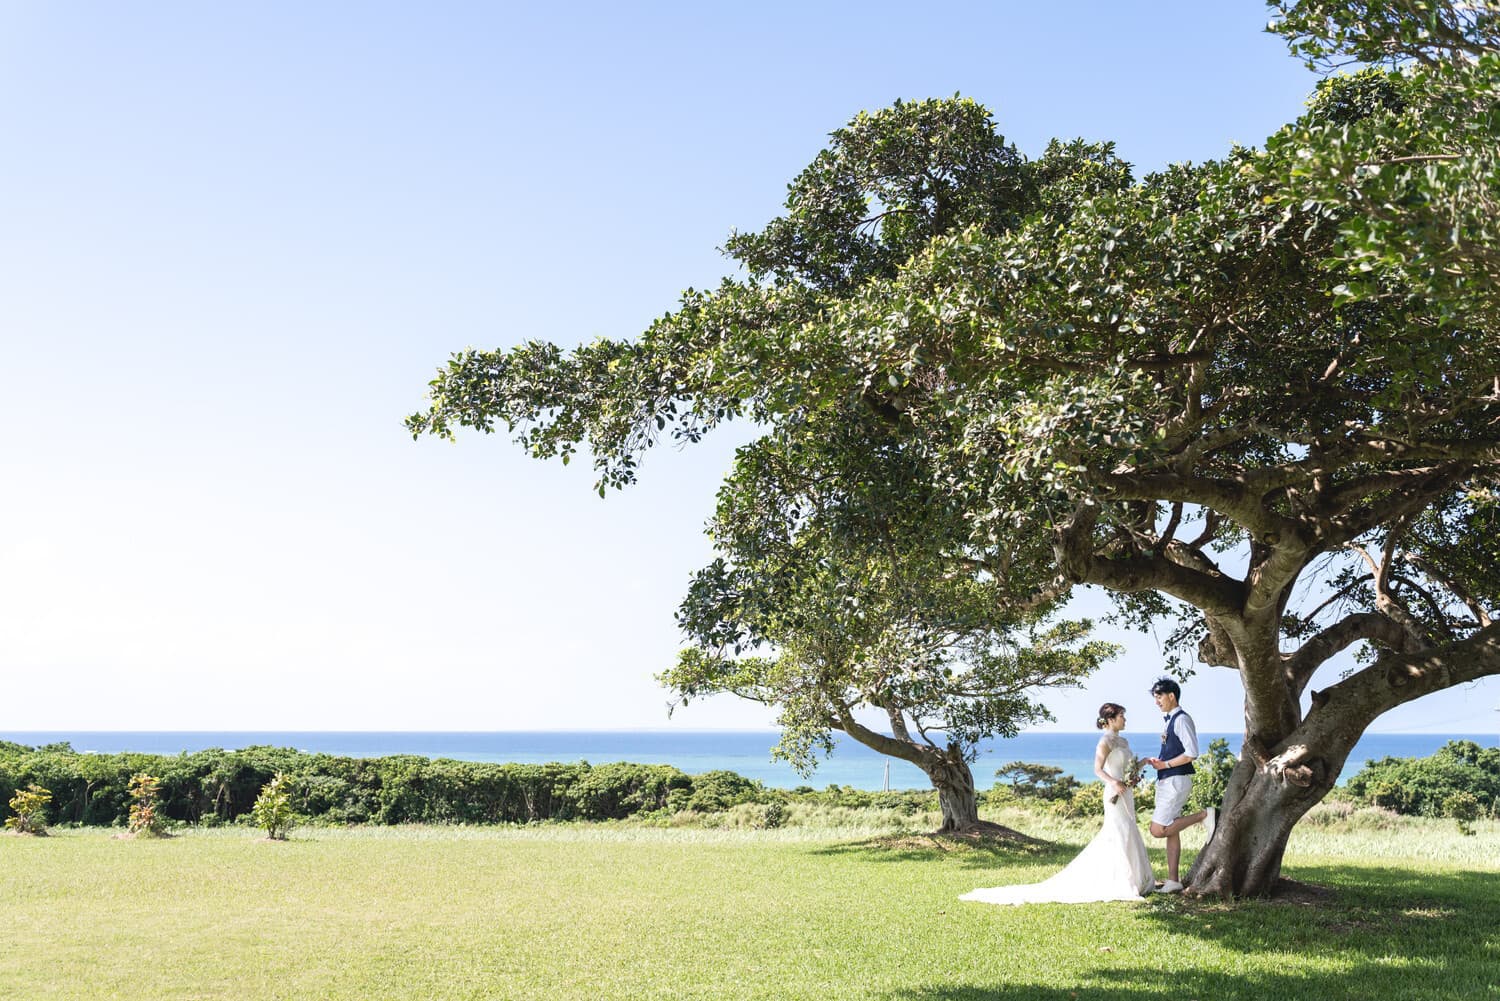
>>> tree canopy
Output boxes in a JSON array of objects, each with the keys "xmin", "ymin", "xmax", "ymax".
[{"xmin": 410, "ymin": 0, "xmax": 1499, "ymax": 894}]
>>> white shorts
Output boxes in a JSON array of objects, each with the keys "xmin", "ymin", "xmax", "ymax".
[{"xmin": 1152, "ymin": 775, "xmax": 1194, "ymax": 827}]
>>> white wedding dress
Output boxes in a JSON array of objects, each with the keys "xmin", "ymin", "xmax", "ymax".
[{"xmin": 962, "ymin": 734, "xmax": 1154, "ymax": 905}]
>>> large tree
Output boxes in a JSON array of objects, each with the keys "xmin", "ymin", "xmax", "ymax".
[{"xmin": 410, "ymin": 3, "xmax": 1499, "ymax": 896}]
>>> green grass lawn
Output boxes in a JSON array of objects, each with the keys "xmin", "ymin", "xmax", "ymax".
[{"xmin": 3, "ymin": 815, "xmax": 1497, "ymax": 1000}]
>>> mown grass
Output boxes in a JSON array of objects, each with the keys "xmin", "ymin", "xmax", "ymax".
[{"xmin": 2, "ymin": 810, "xmax": 1496, "ymax": 1000}]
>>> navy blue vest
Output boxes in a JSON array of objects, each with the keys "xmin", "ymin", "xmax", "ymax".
[{"xmin": 1158, "ymin": 710, "xmax": 1196, "ymax": 779}]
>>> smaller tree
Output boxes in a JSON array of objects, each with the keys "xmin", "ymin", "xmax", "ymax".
[
  {"xmin": 250, "ymin": 772, "xmax": 295, "ymax": 840},
  {"xmin": 1442, "ymin": 790, "xmax": 1481, "ymax": 836},
  {"xmin": 662, "ymin": 409, "xmax": 1116, "ymax": 836},
  {"xmin": 5, "ymin": 783, "xmax": 52, "ymax": 836},
  {"xmin": 127, "ymin": 773, "xmax": 166, "ymax": 837},
  {"xmin": 995, "ymin": 762, "xmax": 1079, "ymax": 801}
]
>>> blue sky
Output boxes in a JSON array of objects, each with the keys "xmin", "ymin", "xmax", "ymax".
[{"xmin": 2, "ymin": 1, "xmax": 1494, "ymax": 735}]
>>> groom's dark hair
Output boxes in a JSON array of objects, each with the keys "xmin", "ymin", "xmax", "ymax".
[{"xmin": 1149, "ymin": 677, "xmax": 1181, "ymax": 699}]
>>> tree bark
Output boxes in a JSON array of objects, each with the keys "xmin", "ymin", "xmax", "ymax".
[
  {"xmin": 924, "ymin": 754, "xmax": 981, "ymax": 833},
  {"xmin": 1186, "ymin": 755, "xmax": 1333, "ymax": 897},
  {"xmin": 1186, "ymin": 691, "xmax": 1366, "ymax": 897}
]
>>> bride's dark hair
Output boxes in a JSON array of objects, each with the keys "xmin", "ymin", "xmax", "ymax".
[{"xmin": 1095, "ymin": 702, "xmax": 1126, "ymax": 729}]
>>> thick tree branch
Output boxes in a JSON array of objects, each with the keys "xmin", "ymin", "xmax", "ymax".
[
  {"xmin": 1198, "ymin": 616, "xmax": 1240, "ymax": 668},
  {"xmin": 1245, "ymin": 533, "xmax": 1320, "ymax": 621},
  {"xmin": 1324, "ymin": 464, "xmax": 1467, "ymax": 516},
  {"xmin": 1283, "ymin": 610, "xmax": 1415, "ymax": 695},
  {"xmin": 1345, "ymin": 438, "xmax": 1500, "ymax": 466},
  {"xmin": 834, "ymin": 704, "xmax": 945, "ymax": 767},
  {"xmin": 1095, "ymin": 471, "xmax": 1301, "ymax": 541},
  {"xmin": 886, "ymin": 706, "xmax": 913, "ymax": 743},
  {"xmin": 1054, "ymin": 503, "xmax": 1246, "ymax": 615},
  {"xmin": 1308, "ymin": 623, "xmax": 1500, "ymax": 735},
  {"xmin": 1324, "ymin": 465, "xmax": 1475, "ymax": 547}
]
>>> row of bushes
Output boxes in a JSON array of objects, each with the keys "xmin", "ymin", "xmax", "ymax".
[
  {"xmin": 0, "ymin": 741, "xmax": 940, "ymax": 828},
  {"xmin": 1342, "ymin": 740, "xmax": 1500, "ymax": 821},
  {"xmin": 7, "ymin": 737, "xmax": 1493, "ymax": 829}
]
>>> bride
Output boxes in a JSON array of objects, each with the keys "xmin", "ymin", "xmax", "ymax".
[{"xmin": 962, "ymin": 702, "xmax": 1154, "ymax": 905}]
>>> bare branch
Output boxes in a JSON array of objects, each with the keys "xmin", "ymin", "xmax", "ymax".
[
  {"xmin": 1188, "ymin": 510, "xmax": 1222, "ymax": 549},
  {"xmin": 1401, "ymin": 552, "xmax": 1493, "ymax": 628},
  {"xmin": 1284, "ymin": 610, "xmax": 1416, "ymax": 695},
  {"xmin": 1295, "ymin": 572, "xmax": 1373, "ymax": 627},
  {"xmin": 1054, "ymin": 502, "xmax": 1246, "ymax": 616},
  {"xmin": 1095, "ymin": 471, "xmax": 1301, "ymax": 541},
  {"xmin": 1308, "ymin": 623, "xmax": 1500, "ymax": 736},
  {"xmin": 1389, "ymin": 573, "xmax": 1458, "ymax": 642},
  {"xmin": 1153, "ymin": 501, "xmax": 1184, "ymax": 555}
]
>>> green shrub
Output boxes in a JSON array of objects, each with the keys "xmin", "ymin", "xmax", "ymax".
[
  {"xmin": 250, "ymin": 773, "xmax": 296, "ymax": 840},
  {"xmin": 686, "ymin": 770, "xmax": 763, "ymax": 812},
  {"xmin": 1133, "ymin": 779, "xmax": 1155, "ymax": 816},
  {"xmin": 1300, "ymin": 800, "xmax": 1403, "ymax": 830},
  {"xmin": 5, "ymin": 783, "xmax": 52, "ymax": 835},
  {"xmin": 290, "ymin": 773, "xmax": 369, "ymax": 824},
  {"xmin": 1345, "ymin": 740, "xmax": 1500, "ymax": 818},
  {"xmin": 1053, "ymin": 780, "xmax": 1106, "ymax": 818},
  {"xmin": 1442, "ymin": 790, "xmax": 1481, "ymax": 836},
  {"xmin": 573, "ymin": 763, "xmax": 691, "ymax": 820},
  {"xmin": 761, "ymin": 800, "xmax": 786, "ymax": 829},
  {"xmin": 1187, "ymin": 738, "xmax": 1237, "ymax": 814}
]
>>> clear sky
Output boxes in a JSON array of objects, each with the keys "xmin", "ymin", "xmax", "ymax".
[{"xmin": 2, "ymin": 1, "xmax": 1495, "ymax": 736}]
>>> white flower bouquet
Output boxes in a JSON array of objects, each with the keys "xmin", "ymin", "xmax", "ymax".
[{"xmin": 1108, "ymin": 752, "xmax": 1145, "ymax": 804}]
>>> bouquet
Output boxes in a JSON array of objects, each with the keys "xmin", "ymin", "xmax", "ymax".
[{"xmin": 1108, "ymin": 752, "xmax": 1145, "ymax": 804}]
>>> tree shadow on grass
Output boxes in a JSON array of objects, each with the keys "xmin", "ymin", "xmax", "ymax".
[
  {"xmin": 883, "ymin": 959, "xmax": 1496, "ymax": 1001},
  {"xmin": 1134, "ymin": 863, "xmax": 1500, "ymax": 954},
  {"xmin": 889, "ymin": 866, "xmax": 1500, "ymax": 1001},
  {"xmin": 810, "ymin": 832, "xmax": 1080, "ymax": 870}
]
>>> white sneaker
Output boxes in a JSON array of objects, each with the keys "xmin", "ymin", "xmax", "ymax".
[
  {"xmin": 1204, "ymin": 806, "xmax": 1217, "ymax": 842},
  {"xmin": 1153, "ymin": 880, "xmax": 1184, "ymax": 894}
]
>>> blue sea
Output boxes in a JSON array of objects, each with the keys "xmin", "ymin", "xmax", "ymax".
[{"xmin": 4, "ymin": 730, "xmax": 1494, "ymax": 790}]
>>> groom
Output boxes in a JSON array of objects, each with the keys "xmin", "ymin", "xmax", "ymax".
[{"xmin": 1143, "ymin": 677, "xmax": 1215, "ymax": 893}]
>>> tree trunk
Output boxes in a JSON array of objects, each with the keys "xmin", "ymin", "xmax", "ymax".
[
  {"xmin": 1186, "ymin": 719, "xmax": 1356, "ymax": 897},
  {"xmin": 830, "ymin": 712, "xmax": 1010, "ymax": 835},
  {"xmin": 924, "ymin": 755, "xmax": 981, "ymax": 833}
]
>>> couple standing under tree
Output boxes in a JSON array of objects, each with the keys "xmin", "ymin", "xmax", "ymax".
[{"xmin": 962, "ymin": 678, "xmax": 1216, "ymax": 905}]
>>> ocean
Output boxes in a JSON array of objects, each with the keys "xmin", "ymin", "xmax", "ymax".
[{"xmin": 5, "ymin": 729, "xmax": 1494, "ymax": 791}]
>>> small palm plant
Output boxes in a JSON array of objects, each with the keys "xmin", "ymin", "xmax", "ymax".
[
  {"xmin": 251, "ymin": 772, "xmax": 296, "ymax": 840},
  {"xmin": 127, "ymin": 773, "xmax": 167, "ymax": 837},
  {"xmin": 6, "ymin": 784, "xmax": 53, "ymax": 836}
]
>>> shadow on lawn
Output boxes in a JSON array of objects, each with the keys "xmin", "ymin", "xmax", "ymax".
[
  {"xmin": 887, "ymin": 865, "xmax": 1500, "ymax": 1001},
  {"xmin": 811, "ymin": 832, "xmax": 1079, "ymax": 869},
  {"xmin": 1132, "ymin": 863, "xmax": 1500, "ymax": 954},
  {"xmin": 884, "ymin": 961, "xmax": 1494, "ymax": 1001}
]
